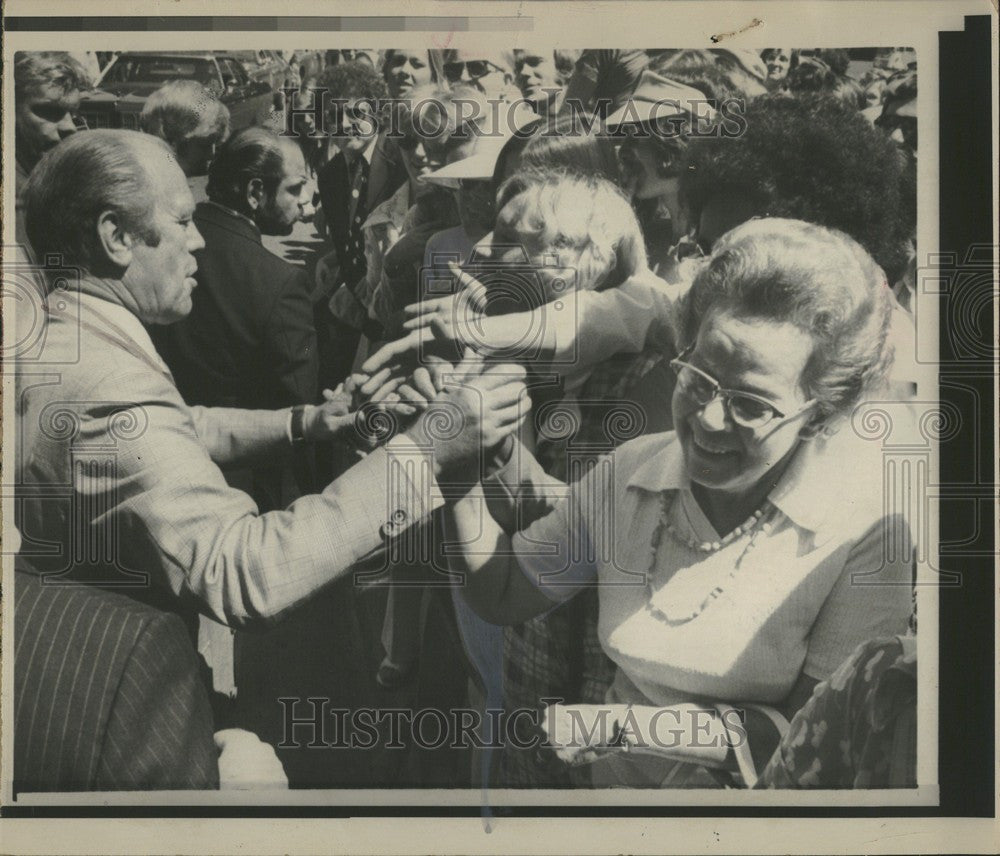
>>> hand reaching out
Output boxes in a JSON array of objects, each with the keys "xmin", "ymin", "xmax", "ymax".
[
  {"xmin": 301, "ymin": 383, "xmax": 360, "ymax": 445},
  {"xmin": 404, "ymin": 350, "xmax": 530, "ymax": 480},
  {"xmin": 360, "ymin": 263, "xmax": 492, "ymax": 375},
  {"xmin": 215, "ymin": 728, "xmax": 289, "ymax": 789}
]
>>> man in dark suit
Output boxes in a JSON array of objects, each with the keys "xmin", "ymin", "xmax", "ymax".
[
  {"xmin": 13, "ymin": 557, "xmax": 220, "ymax": 793},
  {"xmin": 147, "ymin": 126, "xmax": 324, "ymax": 717},
  {"xmin": 314, "ymin": 60, "xmax": 389, "ymax": 392},
  {"xmin": 152, "ymin": 127, "xmax": 320, "ymax": 510}
]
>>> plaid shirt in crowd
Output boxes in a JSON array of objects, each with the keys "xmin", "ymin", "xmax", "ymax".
[{"xmin": 501, "ymin": 348, "xmax": 673, "ymax": 787}]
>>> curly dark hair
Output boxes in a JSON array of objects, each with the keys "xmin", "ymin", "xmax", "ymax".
[
  {"xmin": 316, "ymin": 59, "xmax": 388, "ymax": 112},
  {"xmin": 815, "ymin": 49, "xmax": 851, "ymax": 77},
  {"xmin": 786, "ymin": 59, "xmax": 864, "ymax": 109},
  {"xmin": 680, "ymin": 94, "xmax": 915, "ymax": 281}
]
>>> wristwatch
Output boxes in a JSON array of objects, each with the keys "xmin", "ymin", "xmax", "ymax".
[{"xmin": 289, "ymin": 404, "xmax": 308, "ymax": 444}]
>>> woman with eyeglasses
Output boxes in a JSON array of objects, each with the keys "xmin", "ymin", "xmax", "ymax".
[{"xmin": 442, "ymin": 218, "xmax": 915, "ymax": 787}]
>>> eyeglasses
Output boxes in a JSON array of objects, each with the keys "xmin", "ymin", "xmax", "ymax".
[
  {"xmin": 444, "ymin": 60, "xmax": 501, "ymax": 82},
  {"xmin": 30, "ymin": 102, "xmax": 80, "ymax": 125},
  {"xmin": 669, "ymin": 348, "xmax": 816, "ymax": 429}
]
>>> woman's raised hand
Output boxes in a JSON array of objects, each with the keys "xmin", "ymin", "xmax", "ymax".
[{"xmin": 360, "ymin": 262, "xmax": 490, "ymax": 375}]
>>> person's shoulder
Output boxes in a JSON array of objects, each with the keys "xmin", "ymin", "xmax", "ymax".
[
  {"xmin": 38, "ymin": 322, "xmax": 172, "ymax": 402},
  {"xmin": 424, "ymin": 225, "xmax": 467, "ymax": 253},
  {"xmin": 194, "ymin": 202, "xmax": 263, "ymax": 251},
  {"xmin": 15, "ymin": 568, "xmax": 180, "ymax": 635},
  {"xmin": 610, "ymin": 431, "xmax": 681, "ymax": 484},
  {"xmin": 783, "ymin": 422, "xmax": 913, "ymax": 536},
  {"xmin": 316, "ymin": 152, "xmax": 345, "ymax": 181}
]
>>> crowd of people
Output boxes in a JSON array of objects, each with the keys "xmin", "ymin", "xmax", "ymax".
[{"xmin": 9, "ymin": 46, "xmax": 920, "ymax": 793}]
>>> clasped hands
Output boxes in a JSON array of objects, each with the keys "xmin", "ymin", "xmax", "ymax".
[{"xmin": 302, "ymin": 345, "xmax": 529, "ymax": 479}]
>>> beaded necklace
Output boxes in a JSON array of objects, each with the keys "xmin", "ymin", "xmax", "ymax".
[{"xmin": 645, "ymin": 491, "xmax": 776, "ymax": 626}]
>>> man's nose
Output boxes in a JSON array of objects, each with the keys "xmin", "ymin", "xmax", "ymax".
[
  {"xmin": 299, "ymin": 186, "xmax": 316, "ymax": 220},
  {"xmin": 188, "ymin": 222, "xmax": 206, "ymax": 253},
  {"xmin": 694, "ymin": 395, "xmax": 730, "ymax": 431},
  {"xmin": 56, "ymin": 112, "xmax": 78, "ymax": 137}
]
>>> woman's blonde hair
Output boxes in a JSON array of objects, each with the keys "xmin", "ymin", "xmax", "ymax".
[{"xmin": 496, "ymin": 169, "xmax": 647, "ymax": 291}]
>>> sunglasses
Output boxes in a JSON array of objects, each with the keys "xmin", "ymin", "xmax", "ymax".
[
  {"xmin": 29, "ymin": 102, "xmax": 80, "ymax": 124},
  {"xmin": 669, "ymin": 347, "xmax": 816, "ymax": 429},
  {"xmin": 443, "ymin": 60, "xmax": 501, "ymax": 82}
]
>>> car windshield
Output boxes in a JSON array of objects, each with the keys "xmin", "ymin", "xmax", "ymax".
[
  {"xmin": 228, "ymin": 51, "xmax": 267, "ymax": 63},
  {"xmin": 102, "ymin": 56, "xmax": 217, "ymax": 88}
]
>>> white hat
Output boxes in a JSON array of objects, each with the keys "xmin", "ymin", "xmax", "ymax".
[
  {"xmin": 421, "ymin": 105, "xmax": 542, "ymax": 188},
  {"xmin": 605, "ymin": 70, "xmax": 715, "ymax": 128}
]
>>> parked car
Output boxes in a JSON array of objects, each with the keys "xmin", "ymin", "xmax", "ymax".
[
  {"xmin": 228, "ymin": 49, "xmax": 289, "ymax": 94},
  {"xmin": 77, "ymin": 51, "xmax": 275, "ymax": 133}
]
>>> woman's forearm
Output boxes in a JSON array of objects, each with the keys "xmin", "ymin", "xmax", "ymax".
[{"xmin": 444, "ymin": 482, "xmax": 553, "ymax": 625}]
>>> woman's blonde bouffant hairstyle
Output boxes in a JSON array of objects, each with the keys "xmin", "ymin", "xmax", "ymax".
[{"xmin": 496, "ymin": 169, "xmax": 648, "ymax": 291}]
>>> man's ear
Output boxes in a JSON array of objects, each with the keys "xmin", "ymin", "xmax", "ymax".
[
  {"xmin": 246, "ymin": 177, "xmax": 265, "ymax": 212},
  {"xmin": 96, "ymin": 210, "xmax": 134, "ymax": 268}
]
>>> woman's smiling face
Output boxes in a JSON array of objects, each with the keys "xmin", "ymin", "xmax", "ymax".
[{"xmin": 672, "ymin": 309, "xmax": 817, "ymax": 497}]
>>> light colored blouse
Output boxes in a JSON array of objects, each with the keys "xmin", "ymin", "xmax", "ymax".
[{"xmin": 512, "ymin": 429, "xmax": 914, "ymax": 709}]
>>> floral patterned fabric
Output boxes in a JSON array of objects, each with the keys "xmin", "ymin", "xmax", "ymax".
[{"xmin": 756, "ymin": 635, "xmax": 917, "ymax": 789}]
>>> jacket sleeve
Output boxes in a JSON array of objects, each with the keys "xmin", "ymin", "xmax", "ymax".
[
  {"xmin": 264, "ymin": 267, "xmax": 320, "ymax": 406},
  {"xmin": 72, "ymin": 377, "xmax": 443, "ymax": 628},
  {"xmin": 188, "ymin": 405, "xmax": 291, "ymax": 467},
  {"xmin": 481, "ymin": 437, "xmax": 568, "ymax": 534},
  {"xmin": 96, "ymin": 611, "xmax": 220, "ymax": 790}
]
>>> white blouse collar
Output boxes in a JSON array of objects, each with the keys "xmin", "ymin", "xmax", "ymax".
[{"xmin": 625, "ymin": 428, "xmax": 882, "ymax": 538}]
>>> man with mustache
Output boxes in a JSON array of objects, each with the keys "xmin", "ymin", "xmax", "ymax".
[{"xmin": 151, "ymin": 126, "xmax": 321, "ymax": 516}]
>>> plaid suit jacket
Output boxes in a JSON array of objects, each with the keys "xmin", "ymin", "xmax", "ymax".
[
  {"xmin": 14, "ymin": 287, "xmax": 441, "ymax": 627},
  {"xmin": 13, "ymin": 563, "xmax": 219, "ymax": 793}
]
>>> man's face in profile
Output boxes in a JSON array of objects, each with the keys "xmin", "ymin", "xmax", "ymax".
[
  {"xmin": 123, "ymin": 155, "xmax": 205, "ymax": 326},
  {"xmin": 256, "ymin": 142, "xmax": 311, "ymax": 235},
  {"xmin": 16, "ymin": 81, "xmax": 82, "ymax": 170}
]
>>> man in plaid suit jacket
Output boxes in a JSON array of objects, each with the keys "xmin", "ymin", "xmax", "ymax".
[{"xmin": 14, "ymin": 129, "xmax": 527, "ymax": 630}]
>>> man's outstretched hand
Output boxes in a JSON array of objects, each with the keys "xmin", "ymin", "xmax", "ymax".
[{"xmin": 404, "ymin": 350, "xmax": 529, "ymax": 480}]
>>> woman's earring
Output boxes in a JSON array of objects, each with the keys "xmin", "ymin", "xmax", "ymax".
[
  {"xmin": 800, "ymin": 419, "xmax": 840, "ymax": 440},
  {"xmin": 799, "ymin": 419, "xmax": 831, "ymax": 441}
]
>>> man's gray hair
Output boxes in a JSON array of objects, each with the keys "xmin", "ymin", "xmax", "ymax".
[
  {"xmin": 140, "ymin": 80, "xmax": 230, "ymax": 148},
  {"xmin": 23, "ymin": 130, "xmax": 171, "ymax": 275}
]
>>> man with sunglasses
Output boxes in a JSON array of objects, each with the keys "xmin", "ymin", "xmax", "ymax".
[
  {"xmin": 13, "ymin": 52, "xmax": 89, "ymax": 181},
  {"xmin": 443, "ymin": 49, "xmax": 519, "ymax": 102},
  {"xmin": 13, "ymin": 51, "xmax": 90, "ymax": 267}
]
